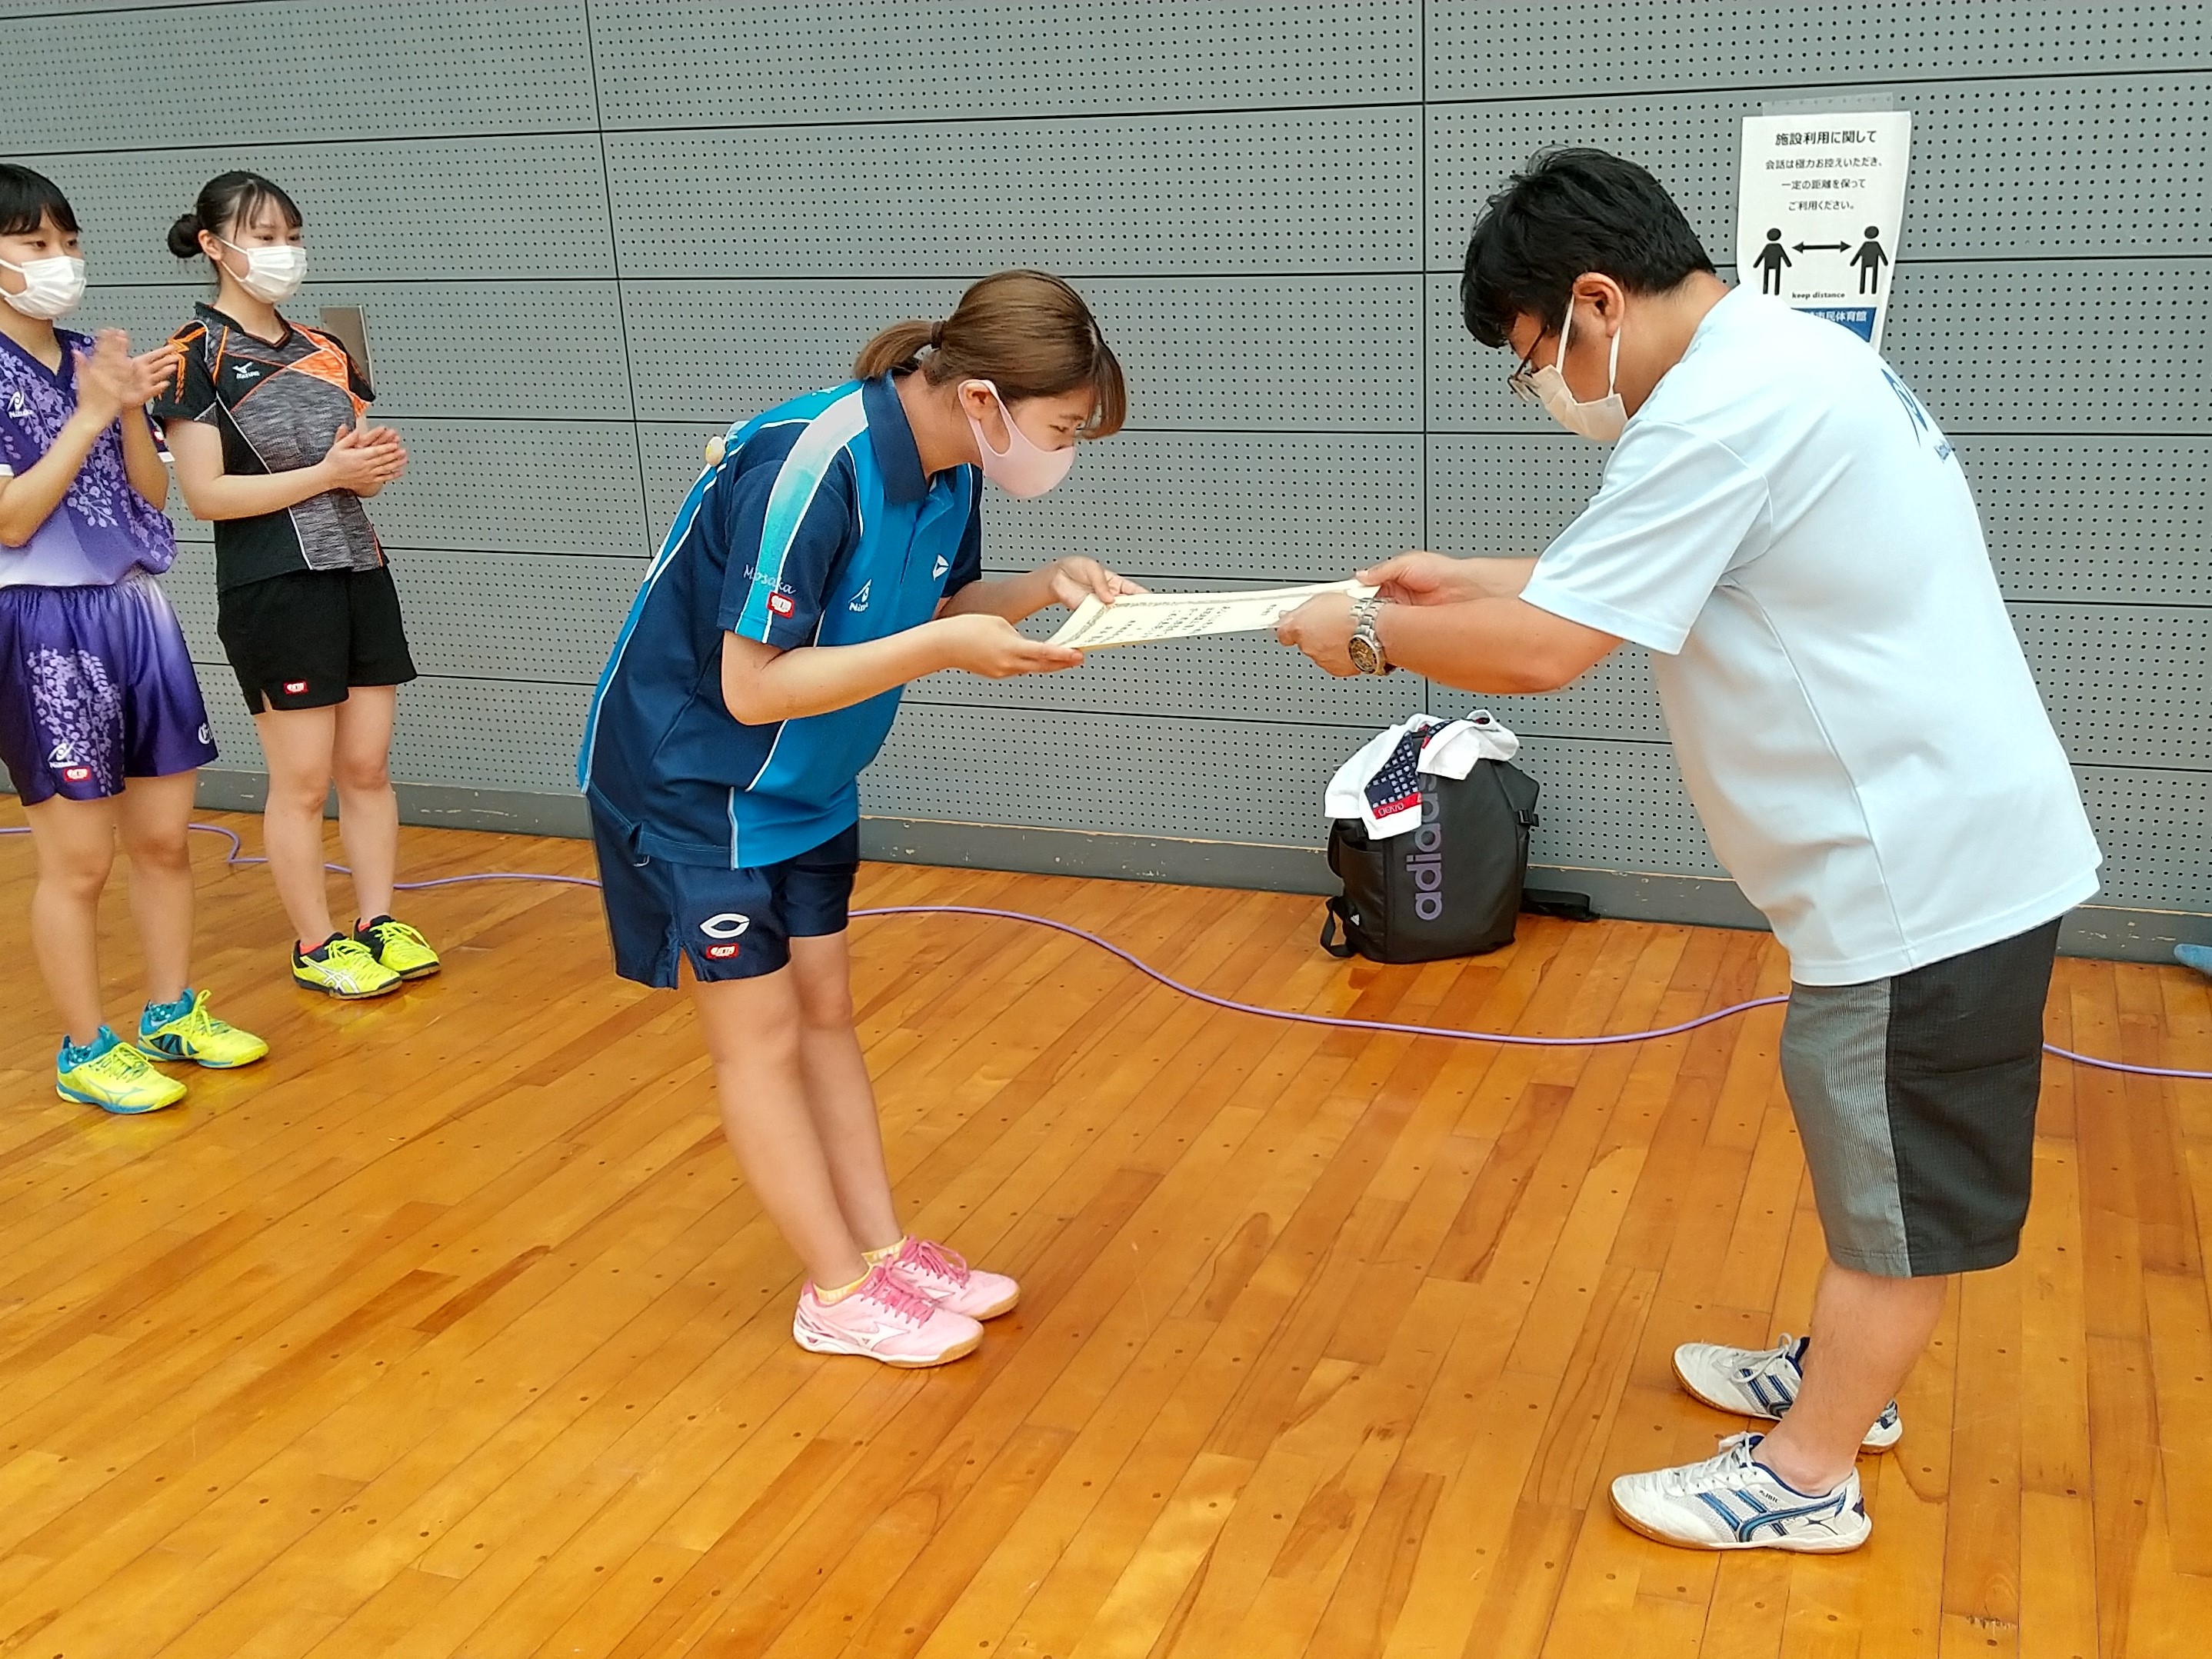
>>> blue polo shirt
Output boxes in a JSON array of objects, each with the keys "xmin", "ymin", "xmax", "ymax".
[{"xmin": 580, "ymin": 375, "xmax": 981, "ymax": 868}]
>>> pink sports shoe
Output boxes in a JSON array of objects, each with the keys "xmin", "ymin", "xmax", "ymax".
[
  {"xmin": 791, "ymin": 1264, "xmax": 982, "ymax": 1368},
  {"xmin": 883, "ymin": 1236, "xmax": 1020, "ymax": 1320}
]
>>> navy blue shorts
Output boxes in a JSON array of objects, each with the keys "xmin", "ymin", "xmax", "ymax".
[{"xmin": 590, "ymin": 806, "xmax": 858, "ymax": 988}]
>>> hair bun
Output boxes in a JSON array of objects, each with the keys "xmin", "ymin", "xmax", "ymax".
[{"xmin": 165, "ymin": 212, "xmax": 204, "ymax": 259}]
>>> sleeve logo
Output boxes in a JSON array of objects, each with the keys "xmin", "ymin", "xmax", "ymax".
[{"xmin": 768, "ymin": 593, "xmax": 795, "ymax": 617}]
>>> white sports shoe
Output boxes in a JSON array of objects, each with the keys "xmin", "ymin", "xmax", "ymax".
[
  {"xmin": 1673, "ymin": 1333, "xmax": 1903, "ymax": 1451},
  {"xmin": 1611, "ymin": 1433, "xmax": 1871, "ymax": 1553}
]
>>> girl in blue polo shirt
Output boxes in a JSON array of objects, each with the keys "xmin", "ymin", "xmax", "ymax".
[{"xmin": 582, "ymin": 270, "xmax": 1133, "ymax": 1368}]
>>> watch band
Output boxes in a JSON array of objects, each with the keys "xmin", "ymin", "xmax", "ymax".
[{"xmin": 1349, "ymin": 597, "xmax": 1391, "ymax": 675}]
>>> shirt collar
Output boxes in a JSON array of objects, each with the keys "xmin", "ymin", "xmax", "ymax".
[
  {"xmin": 195, "ymin": 298, "xmax": 292, "ymax": 347},
  {"xmin": 0, "ymin": 325, "xmax": 74, "ymax": 387},
  {"xmin": 861, "ymin": 371, "xmax": 932, "ymax": 505}
]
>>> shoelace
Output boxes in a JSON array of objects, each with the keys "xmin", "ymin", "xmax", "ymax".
[
  {"xmin": 1736, "ymin": 1333, "xmax": 1800, "ymax": 1383},
  {"xmin": 857, "ymin": 1268, "xmax": 939, "ymax": 1328},
  {"xmin": 1654, "ymin": 1433, "xmax": 1761, "ymax": 1495},
  {"xmin": 308, "ymin": 940, "xmax": 386, "ymax": 989},
  {"xmin": 88, "ymin": 1044, "xmax": 157, "ymax": 1079},
  {"xmin": 178, "ymin": 997, "xmax": 235, "ymax": 1036},
  {"xmin": 901, "ymin": 1238, "xmax": 970, "ymax": 1286}
]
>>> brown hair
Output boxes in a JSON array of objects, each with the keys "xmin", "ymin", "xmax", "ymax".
[{"xmin": 854, "ymin": 269, "xmax": 1125, "ymax": 438}]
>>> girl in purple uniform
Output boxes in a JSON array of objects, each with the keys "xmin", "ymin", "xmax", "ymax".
[{"xmin": 0, "ymin": 165, "xmax": 266, "ymax": 1112}]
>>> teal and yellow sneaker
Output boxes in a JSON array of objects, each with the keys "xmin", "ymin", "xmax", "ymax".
[
  {"xmin": 58, "ymin": 1028, "xmax": 188, "ymax": 1114},
  {"xmin": 354, "ymin": 914, "xmax": 441, "ymax": 981},
  {"xmin": 136, "ymin": 989, "xmax": 270, "ymax": 1069},
  {"xmin": 293, "ymin": 933, "xmax": 403, "ymax": 999}
]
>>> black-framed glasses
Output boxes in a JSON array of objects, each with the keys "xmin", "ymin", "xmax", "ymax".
[{"xmin": 1507, "ymin": 338, "xmax": 1547, "ymax": 403}]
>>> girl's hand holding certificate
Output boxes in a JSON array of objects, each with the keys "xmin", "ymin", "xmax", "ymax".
[
  {"xmin": 1044, "ymin": 555, "xmax": 1145, "ymax": 611},
  {"xmin": 941, "ymin": 612, "xmax": 1087, "ymax": 679}
]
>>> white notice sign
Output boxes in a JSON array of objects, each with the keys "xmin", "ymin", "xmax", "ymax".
[
  {"xmin": 1737, "ymin": 111, "xmax": 1912, "ymax": 348},
  {"xmin": 1049, "ymin": 580, "xmax": 1375, "ymax": 649}
]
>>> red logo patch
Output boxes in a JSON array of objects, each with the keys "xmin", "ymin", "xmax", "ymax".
[
  {"xmin": 283, "ymin": 679, "xmax": 309, "ymax": 695},
  {"xmin": 705, "ymin": 943, "xmax": 740, "ymax": 960},
  {"xmin": 768, "ymin": 593, "xmax": 795, "ymax": 616},
  {"xmin": 62, "ymin": 765, "xmax": 91, "ymax": 782}
]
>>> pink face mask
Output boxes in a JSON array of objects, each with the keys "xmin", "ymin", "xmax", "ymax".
[{"xmin": 964, "ymin": 381, "xmax": 1076, "ymax": 498}]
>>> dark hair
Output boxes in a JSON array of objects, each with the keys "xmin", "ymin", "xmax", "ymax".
[
  {"xmin": 854, "ymin": 269, "xmax": 1126, "ymax": 438},
  {"xmin": 1459, "ymin": 148, "xmax": 1715, "ymax": 348},
  {"xmin": 0, "ymin": 163, "xmax": 78, "ymax": 240},
  {"xmin": 166, "ymin": 171, "xmax": 302, "ymax": 260}
]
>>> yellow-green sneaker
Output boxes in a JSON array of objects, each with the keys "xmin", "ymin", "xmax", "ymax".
[
  {"xmin": 354, "ymin": 914, "xmax": 441, "ymax": 981},
  {"xmin": 294, "ymin": 933, "xmax": 403, "ymax": 999},
  {"xmin": 58, "ymin": 1029, "xmax": 188, "ymax": 1114},
  {"xmin": 136, "ymin": 989, "xmax": 270, "ymax": 1069}
]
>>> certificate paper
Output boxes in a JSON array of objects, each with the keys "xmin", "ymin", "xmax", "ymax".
[{"xmin": 1050, "ymin": 580, "xmax": 1376, "ymax": 649}]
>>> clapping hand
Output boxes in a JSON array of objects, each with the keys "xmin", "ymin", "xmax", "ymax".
[
  {"xmin": 73, "ymin": 331, "xmax": 178, "ymax": 425},
  {"xmin": 321, "ymin": 421, "xmax": 408, "ymax": 495}
]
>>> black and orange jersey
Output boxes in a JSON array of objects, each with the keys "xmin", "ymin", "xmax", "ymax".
[{"xmin": 152, "ymin": 301, "xmax": 384, "ymax": 591}]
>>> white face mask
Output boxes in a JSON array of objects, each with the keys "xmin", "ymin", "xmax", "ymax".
[
  {"xmin": 1513, "ymin": 301, "xmax": 1627, "ymax": 443},
  {"xmin": 221, "ymin": 238, "xmax": 306, "ymax": 302},
  {"xmin": 0, "ymin": 254, "xmax": 87, "ymax": 319}
]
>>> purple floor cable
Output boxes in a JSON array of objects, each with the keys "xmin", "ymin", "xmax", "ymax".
[{"xmin": 2, "ymin": 821, "xmax": 2207, "ymax": 1081}]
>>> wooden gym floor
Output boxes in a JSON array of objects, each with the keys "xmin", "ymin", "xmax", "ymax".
[{"xmin": 1, "ymin": 808, "xmax": 2208, "ymax": 1659}]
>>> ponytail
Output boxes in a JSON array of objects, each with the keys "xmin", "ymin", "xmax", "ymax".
[
  {"xmin": 853, "ymin": 270, "xmax": 1126, "ymax": 438},
  {"xmin": 853, "ymin": 318, "xmax": 939, "ymax": 379}
]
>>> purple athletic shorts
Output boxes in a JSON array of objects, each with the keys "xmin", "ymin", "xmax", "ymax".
[{"xmin": 0, "ymin": 569, "xmax": 218, "ymax": 805}]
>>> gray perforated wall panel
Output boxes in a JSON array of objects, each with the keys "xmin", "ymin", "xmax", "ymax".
[{"xmin": 5, "ymin": 0, "xmax": 2204, "ymax": 931}]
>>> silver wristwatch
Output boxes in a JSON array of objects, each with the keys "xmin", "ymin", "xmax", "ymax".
[{"xmin": 1347, "ymin": 596, "xmax": 1393, "ymax": 675}]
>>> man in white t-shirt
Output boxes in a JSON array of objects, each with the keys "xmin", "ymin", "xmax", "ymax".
[{"xmin": 1280, "ymin": 148, "xmax": 2100, "ymax": 1554}]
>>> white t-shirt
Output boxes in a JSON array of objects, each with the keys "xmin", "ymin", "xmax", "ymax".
[{"xmin": 1520, "ymin": 287, "xmax": 2100, "ymax": 985}]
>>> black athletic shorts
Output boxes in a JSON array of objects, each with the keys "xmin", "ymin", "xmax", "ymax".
[
  {"xmin": 216, "ymin": 565, "xmax": 418, "ymax": 713},
  {"xmin": 1779, "ymin": 918, "xmax": 2062, "ymax": 1278}
]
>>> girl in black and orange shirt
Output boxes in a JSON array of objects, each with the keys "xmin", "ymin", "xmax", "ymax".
[{"xmin": 155, "ymin": 172, "xmax": 439, "ymax": 999}]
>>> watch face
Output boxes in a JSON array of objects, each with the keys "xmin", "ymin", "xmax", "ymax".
[{"xmin": 1348, "ymin": 633, "xmax": 1380, "ymax": 674}]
